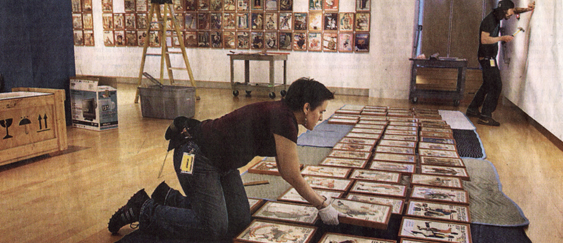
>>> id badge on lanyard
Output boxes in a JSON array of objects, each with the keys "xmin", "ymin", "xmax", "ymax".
[
  {"xmin": 180, "ymin": 152, "xmax": 195, "ymax": 174},
  {"xmin": 490, "ymin": 59, "xmax": 496, "ymax": 67}
]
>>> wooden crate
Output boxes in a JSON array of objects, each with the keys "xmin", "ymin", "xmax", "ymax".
[{"xmin": 0, "ymin": 88, "xmax": 67, "ymax": 166}]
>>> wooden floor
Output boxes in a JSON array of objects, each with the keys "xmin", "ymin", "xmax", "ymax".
[{"xmin": 0, "ymin": 83, "xmax": 561, "ymax": 242}]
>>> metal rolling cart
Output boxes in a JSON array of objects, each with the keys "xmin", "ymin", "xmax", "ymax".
[
  {"xmin": 409, "ymin": 58, "xmax": 467, "ymax": 106},
  {"xmin": 228, "ymin": 52, "xmax": 288, "ymax": 99}
]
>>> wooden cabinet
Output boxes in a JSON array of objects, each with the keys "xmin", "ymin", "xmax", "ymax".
[{"xmin": 0, "ymin": 88, "xmax": 67, "ymax": 166}]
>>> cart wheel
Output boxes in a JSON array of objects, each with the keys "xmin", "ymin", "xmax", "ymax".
[
  {"xmin": 411, "ymin": 97, "xmax": 418, "ymax": 104},
  {"xmin": 280, "ymin": 90, "xmax": 287, "ymax": 97},
  {"xmin": 268, "ymin": 92, "xmax": 276, "ymax": 99},
  {"xmin": 453, "ymin": 99, "xmax": 460, "ymax": 106},
  {"xmin": 233, "ymin": 90, "xmax": 239, "ymax": 97}
]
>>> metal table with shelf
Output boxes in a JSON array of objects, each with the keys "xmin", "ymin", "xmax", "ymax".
[
  {"xmin": 229, "ymin": 53, "xmax": 288, "ymax": 99},
  {"xmin": 409, "ymin": 58, "xmax": 467, "ymax": 106}
]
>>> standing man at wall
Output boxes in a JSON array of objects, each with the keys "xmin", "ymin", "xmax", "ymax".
[{"xmin": 466, "ymin": 0, "xmax": 535, "ymax": 126}]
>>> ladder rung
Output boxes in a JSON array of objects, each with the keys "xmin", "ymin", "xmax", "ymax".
[
  {"xmin": 169, "ymin": 67, "xmax": 187, "ymax": 70},
  {"xmin": 167, "ymin": 51, "xmax": 183, "ymax": 54},
  {"xmin": 146, "ymin": 53, "xmax": 161, "ymax": 56}
]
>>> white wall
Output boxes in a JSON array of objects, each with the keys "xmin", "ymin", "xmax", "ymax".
[
  {"xmin": 500, "ymin": 0, "xmax": 563, "ymax": 141},
  {"xmin": 74, "ymin": 0, "xmax": 416, "ymax": 99}
]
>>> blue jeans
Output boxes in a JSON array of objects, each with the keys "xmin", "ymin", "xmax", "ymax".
[
  {"xmin": 468, "ymin": 58, "xmax": 503, "ymax": 117},
  {"xmin": 139, "ymin": 141, "xmax": 251, "ymax": 241}
]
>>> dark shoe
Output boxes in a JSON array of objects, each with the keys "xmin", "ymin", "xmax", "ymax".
[
  {"xmin": 466, "ymin": 108, "xmax": 480, "ymax": 118},
  {"xmin": 108, "ymin": 189, "xmax": 150, "ymax": 234},
  {"xmin": 151, "ymin": 181, "xmax": 172, "ymax": 205},
  {"xmin": 478, "ymin": 116, "xmax": 500, "ymax": 126}
]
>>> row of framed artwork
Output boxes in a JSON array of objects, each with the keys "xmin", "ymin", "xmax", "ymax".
[
  {"xmin": 72, "ymin": 0, "xmax": 373, "ymax": 14},
  {"xmin": 74, "ymin": 29, "xmax": 371, "ymax": 53},
  {"xmin": 83, "ymin": 11, "xmax": 371, "ymax": 33}
]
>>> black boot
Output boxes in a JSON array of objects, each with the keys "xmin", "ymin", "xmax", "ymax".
[
  {"xmin": 108, "ymin": 189, "xmax": 150, "ymax": 234},
  {"xmin": 151, "ymin": 181, "xmax": 172, "ymax": 205}
]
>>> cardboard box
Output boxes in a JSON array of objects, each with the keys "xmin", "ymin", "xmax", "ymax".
[{"xmin": 70, "ymin": 77, "xmax": 118, "ymax": 131}]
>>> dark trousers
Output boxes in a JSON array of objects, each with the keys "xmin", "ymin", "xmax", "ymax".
[
  {"xmin": 139, "ymin": 141, "xmax": 251, "ymax": 241},
  {"xmin": 468, "ymin": 58, "xmax": 502, "ymax": 117}
]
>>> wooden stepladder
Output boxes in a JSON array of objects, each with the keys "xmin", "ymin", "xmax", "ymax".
[{"xmin": 134, "ymin": 0, "xmax": 199, "ymax": 103}]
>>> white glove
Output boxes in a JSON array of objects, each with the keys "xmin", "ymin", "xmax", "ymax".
[{"xmin": 317, "ymin": 204, "xmax": 344, "ymax": 225}]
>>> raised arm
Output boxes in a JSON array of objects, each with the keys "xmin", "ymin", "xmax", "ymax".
[
  {"xmin": 481, "ymin": 31, "xmax": 513, "ymax": 45},
  {"xmin": 515, "ymin": 1, "xmax": 535, "ymax": 14}
]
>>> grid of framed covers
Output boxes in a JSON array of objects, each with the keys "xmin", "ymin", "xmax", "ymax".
[
  {"xmin": 71, "ymin": 0, "xmax": 372, "ymax": 52},
  {"xmin": 240, "ymin": 105, "xmax": 474, "ymax": 242},
  {"xmin": 72, "ymin": 0, "xmax": 95, "ymax": 46}
]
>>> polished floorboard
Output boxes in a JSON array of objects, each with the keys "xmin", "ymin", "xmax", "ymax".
[{"xmin": 0, "ymin": 83, "xmax": 561, "ymax": 242}]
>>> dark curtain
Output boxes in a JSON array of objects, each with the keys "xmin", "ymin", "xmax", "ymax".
[{"xmin": 0, "ymin": 0, "xmax": 75, "ymax": 125}]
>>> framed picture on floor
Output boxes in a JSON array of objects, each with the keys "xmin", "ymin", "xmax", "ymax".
[
  {"xmin": 420, "ymin": 156, "xmax": 465, "ymax": 167},
  {"xmin": 252, "ymin": 201, "xmax": 319, "ymax": 224},
  {"xmin": 350, "ymin": 127, "xmax": 383, "ymax": 134},
  {"xmin": 350, "ymin": 181, "xmax": 407, "ymax": 198},
  {"xmin": 410, "ymin": 185, "xmax": 469, "ymax": 205},
  {"xmin": 278, "ymin": 187, "xmax": 343, "ymax": 204},
  {"xmin": 420, "ymin": 137, "xmax": 456, "ymax": 144},
  {"xmin": 345, "ymin": 132, "xmax": 380, "ymax": 140},
  {"xmin": 421, "ymin": 127, "xmax": 453, "ymax": 133},
  {"xmin": 375, "ymin": 146, "xmax": 415, "ymax": 155},
  {"xmin": 349, "ymin": 169, "xmax": 401, "ymax": 183},
  {"xmin": 346, "ymin": 193, "xmax": 404, "ymax": 215},
  {"xmin": 301, "ymin": 165, "xmax": 351, "ymax": 178},
  {"xmin": 373, "ymin": 153, "xmax": 416, "ymax": 164},
  {"xmin": 420, "ymin": 131, "xmax": 454, "ymax": 139},
  {"xmin": 304, "ymin": 176, "xmax": 353, "ymax": 191},
  {"xmin": 327, "ymin": 118, "xmax": 358, "ymax": 125},
  {"xmin": 369, "ymin": 161, "xmax": 415, "ymax": 174},
  {"xmin": 235, "ymin": 219, "xmax": 317, "ymax": 243},
  {"xmin": 378, "ymin": 140, "xmax": 416, "ymax": 148},
  {"xmin": 339, "ymin": 137, "xmax": 378, "ymax": 147},
  {"xmin": 418, "ymin": 142, "xmax": 457, "ymax": 151},
  {"xmin": 406, "ymin": 200, "xmax": 471, "ymax": 223},
  {"xmin": 387, "ymin": 125, "xmax": 418, "ymax": 131},
  {"xmin": 333, "ymin": 142, "xmax": 372, "ymax": 152},
  {"xmin": 411, "ymin": 174, "xmax": 463, "ymax": 189},
  {"xmin": 248, "ymin": 197, "xmax": 264, "ymax": 214},
  {"xmin": 385, "ymin": 129, "xmax": 418, "ymax": 136},
  {"xmin": 354, "ymin": 123, "xmax": 385, "ymax": 129},
  {"xmin": 420, "ymin": 165, "xmax": 469, "ymax": 180},
  {"xmin": 327, "ymin": 150, "xmax": 371, "ymax": 160},
  {"xmin": 319, "ymin": 233, "xmax": 395, "ymax": 243},
  {"xmin": 332, "ymin": 198, "xmax": 391, "ymax": 229},
  {"xmin": 419, "ymin": 149, "xmax": 460, "ymax": 158},
  {"xmin": 382, "ymin": 134, "xmax": 417, "ymax": 142},
  {"xmin": 399, "ymin": 217, "xmax": 472, "ymax": 243},
  {"xmin": 319, "ymin": 157, "xmax": 368, "ymax": 169}
]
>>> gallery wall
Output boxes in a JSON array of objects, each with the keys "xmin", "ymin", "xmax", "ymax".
[
  {"xmin": 499, "ymin": 0, "xmax": 563, "ymax": 141},
  {"xmin": 73, "ymin": 0, "xmax": 417, "ymax": 99}
]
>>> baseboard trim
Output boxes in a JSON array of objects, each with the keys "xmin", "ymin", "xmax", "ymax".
[
  {"xmin": 111, "ymin": 76, "xmax": 369, "ymax": 96},
  {"xmin": 504, "ymin": 98, "xmax": 563, "ymax": 152}
]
